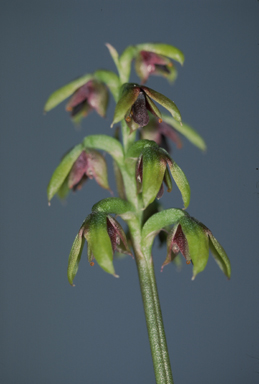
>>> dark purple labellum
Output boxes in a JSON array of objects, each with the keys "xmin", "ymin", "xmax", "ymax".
[
  {"xmin": 131, "ymin": 91, "xmax": 149, "ymax": 127},
  {"xmin": 170, "ymin": 224, "xmax": 188, "ymax": 260}
]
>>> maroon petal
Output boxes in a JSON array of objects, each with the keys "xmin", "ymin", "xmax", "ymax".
[
  {"xmin": 168, "ymin": 224, "xmax": 189, "ymax": 261},
  {"xmin": 68, "ymin": 151, "xmax": 88, "ymax": 189},
  {"xmin": 107, "ymin": 217, "xmax": 132, "ymax": 256},
  {"xmin": 159, "ymin": 122, "xmax": 182, "ymax": 149},
  {"xmin": 66, "ymin": 83, "xmax": 91, "ymax": 111},
  {"xmin": 141, "ymin": 51, "xmax": 169, "ymax": 66}
]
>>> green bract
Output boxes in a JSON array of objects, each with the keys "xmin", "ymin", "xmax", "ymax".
[{"xmin": 161, "ymin": 114, "xmax": 206, "ymax": 152}]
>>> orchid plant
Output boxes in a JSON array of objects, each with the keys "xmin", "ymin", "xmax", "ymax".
[{"xmin": 45, "ymin": 42, "xmax": 231, "ymax": 384}]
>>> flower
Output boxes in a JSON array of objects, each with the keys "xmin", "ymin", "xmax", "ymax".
[
  {"xmin": 67, "ymin": 150, "xmax": 110, "ymax": 192},
  {"xmin": 66, "ymin": 80, "xmax": 108, "ymax": 124},
  {"xmin": 162, "ymin": 214, "xmax": 231, "ymax": 279},
  {"xmin": 67, "ymin": 212, "xmax": 132, "ymax": 284},
  {"xmin": 135, "ymin": 51, "xmax": 177, "ymax": 84},
  {"xmin": 111, "ymin": 83, "xmax": 181, "ymax": 131},
  {"xmin": 141, "ymin": 117, "xmax": 182, "ymax": 153},
  {"xmin": 133, "ymin": 141, "xmax": 190, "ymax": 209},
  {"xmin": 47, "ymin": 147, "xmax": 111, "ymax": 202}
]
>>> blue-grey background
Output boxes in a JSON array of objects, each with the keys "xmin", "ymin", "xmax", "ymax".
[{"xmin": 1, "ymin": 1, "xmax": 258, "ymax": 383}]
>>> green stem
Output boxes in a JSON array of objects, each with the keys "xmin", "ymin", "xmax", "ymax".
[
  {"xmin": 121, "ymin": 119, "xmax": 136, "ymax": 153},
  {"xmin": 136, "ymin": 251, "xmax": 174, "ymax": 384},
  {"xmin": 115, "ymin": 62, "xmax": 174, "ymax": 382},
  {"xmin": 127, "ymin": 219, "xmax": 174, "ymax": 384}
]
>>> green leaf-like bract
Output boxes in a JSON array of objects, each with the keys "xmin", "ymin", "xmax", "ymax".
[
  {"xmin": 119, "ymin": 46, "xmax": 138, "ymax": 83},
  {"xmin": 94, "ymin": 69, "xmax": 120, "ymax": 101},
  {"xmin": 47, "ymin": 144, "xmax": 83, "ymax": 202},
  {"xmin": 161, "ymin": 114, "xmax": 206, "ymax": 151},
  {"xmin": 167, "ymin": 160, "xmax": 191, "ymax": 209}
]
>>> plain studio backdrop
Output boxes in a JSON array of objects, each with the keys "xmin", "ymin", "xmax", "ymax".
[{"xmin": 0, "ymin": 1, "xmax": 258, "ymax": 383}]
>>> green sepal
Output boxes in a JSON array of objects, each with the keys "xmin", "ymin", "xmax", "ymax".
[
  {"xmin": 135, "ymin": 43, "xmax": 185, "ymax": 65},
  {"xmin": 162, "ymin": 114, "xmax": 206, "ymax": 151},
  {"xmin": 145, "ymin": 95, "xmax": 162, "ymax": 119},
  {"xmin": 166, "ymin": 157, "xmax": 191, "ymax": 209},
  {"xmin": 57, "ymin": 175, "xmax": 70, "ymax": 200},
  {"xmin": 179, "ymin": 215, "xmax": 209, "ymax": 279},
  {"xmin": 119, "ymin": 46, "xmax": 138, "ymax": 83},
  {"xmin": 94, "ymin": 69, "xmax": 120, "ymax": 101},
  {"xmin": 85, "ymin": 213, "xmax": 116, "ymax": 275},
  {"xmin": 111, "ymin": 83, "xmax": 140, "ymax": 127},
  {"xmin": 141, "ymin": 148, "xmax": 166, "ymax": 209},
  {"xmin": 83, "ymin": 135, "xmax": 124, "ymax": 165},
  {"xmin": 67, "ymin": 229, "xmax": 85, "ymax": 286},
  {"xmin": 44, "ymin": 74, "xmax": 93, "ymax": 112},
  {"xmin": 142, "ymin": 208, "xmax": 186, "ymax": 240},
  {"xmin": 163, "ymin": 167, "xmax": 172, "ymax": 192},
  {"xmin": 208, "ymin": 234, "xmax": 231, "ymax": 278},
  {"xmin": 47, "ymin": 144, "xmax": 83, "ymax": 203},
  {"xmin": 92, "ymin": 197, "xmax": 134, "ymax": 220},
  {"xmin": 126, "ymin": 139, "xmax": 157, "ymax": 159},
  {"xmin": 142, "ymin": 86, "xmax": 182, "ymax": 122}
]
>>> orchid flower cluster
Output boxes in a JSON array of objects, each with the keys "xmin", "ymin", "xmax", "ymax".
[{"xmin": 45, "ymin": 43, "xmax": 231, "ymax": 383}]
